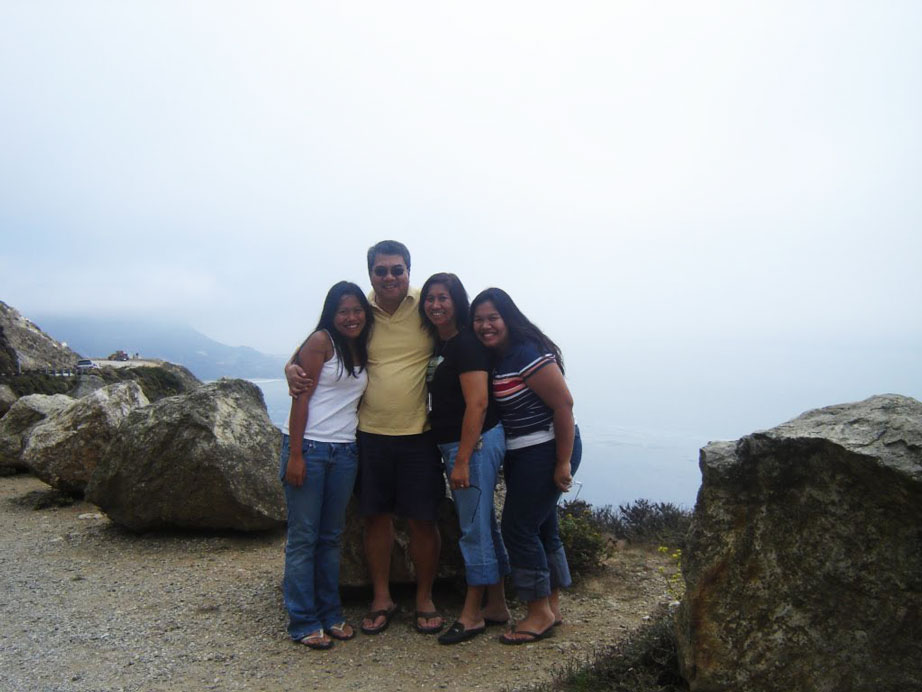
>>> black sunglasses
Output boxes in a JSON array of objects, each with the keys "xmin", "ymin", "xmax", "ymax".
[{"xmin": 373, "ymin": 265, "xmax": 406, "ymax": 277}]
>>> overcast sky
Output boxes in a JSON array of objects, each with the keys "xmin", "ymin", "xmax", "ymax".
[{"xmin": 2, "ymin": 2, "xmax": 920, "ymax": 442}]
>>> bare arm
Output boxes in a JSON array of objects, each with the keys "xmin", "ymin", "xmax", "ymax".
[
  {"xmin": 285, "ymin": 331, "xmax": 331, "ymax": 487},
  {"xmin": 525, "ymin": 362, "xmax": 575, "ymax": 492},
  {"xmin": 285, "ymin": 339, "xmax": 316, "ymax": 396},
  {"xmin": 450, "ymin": 370, "xmax": 490, "ymax": 489}
]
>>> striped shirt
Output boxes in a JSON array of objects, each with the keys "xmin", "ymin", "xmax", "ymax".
[{"xmin": 492, "ymin": 340, "xmax": 557, "ymax": 449}]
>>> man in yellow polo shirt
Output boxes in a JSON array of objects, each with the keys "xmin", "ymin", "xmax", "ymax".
[{"xmin": 287, "ymin": 240, "xmax": 445, "ymax": 637}]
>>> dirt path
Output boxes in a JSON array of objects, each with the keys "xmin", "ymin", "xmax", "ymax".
[{"xmin": 0, "ymin": 474, "xmax": 675, "ymax": 691}]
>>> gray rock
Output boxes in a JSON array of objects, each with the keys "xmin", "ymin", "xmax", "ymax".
[
  {"xmin": 0, "ymin": 393, "xmax": 74, "ymax": 473},
  {"xmin": 335, "ymin": 470, "xmax": 505, "ymax": 585},
  {"xmin": 337, "ymin": 492, "xmax": 465, "ymax": 587},
  {"xmin": 0, "ymin": 300, "xmax": 82, "ymax": 371},
  {"xmin": 87, "ymin": 378, "xmax": 285, "ymax": 532},
  {"xmin": 70, "ymin": 374, "xmax": 107, "ymax": 398},
  {"xmin": 0, "ymin": 383, "xmax": 17, "ymax": 417},
  {"xmin": 24, "ymin": 383, "xmax": 149, "ymax": 494},
  {"xmin": 677, "ymin": 394, "xmax": 922, "ymax": 692}
]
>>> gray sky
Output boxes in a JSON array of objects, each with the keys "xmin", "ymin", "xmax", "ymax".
[{"xmin": 2, "ymin": 2, "xmax": 921, "ymax": 442}]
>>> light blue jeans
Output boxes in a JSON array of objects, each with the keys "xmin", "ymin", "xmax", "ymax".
[
  {"xmin": 279, "ymin": 434, "xmax": 358, "ymax": 640},
  {"xmin": 438, "ymin": 424, "xmax": 510, "ymax": 586}
]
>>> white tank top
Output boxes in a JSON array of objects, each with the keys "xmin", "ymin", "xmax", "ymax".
[{"xmin": 283, "ymin": 333, "xmax": 368, "ymax": 443}]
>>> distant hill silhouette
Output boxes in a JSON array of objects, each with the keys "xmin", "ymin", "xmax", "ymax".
[{"xmin": 31, "ymin": 315, "xmax": 287, "ymax": 381}]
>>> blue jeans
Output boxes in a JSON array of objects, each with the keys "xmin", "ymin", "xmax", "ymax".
[
  {"xmin": 501, "ymin": 426, "xmax": 582, "ymax": 602},
  {"xmin": 280, "ymin": 434, "xmax": 358, "ymax": 640},
  {"xmin": 438, "ymin": 424, "xmax": 510, "ymax": 586}
]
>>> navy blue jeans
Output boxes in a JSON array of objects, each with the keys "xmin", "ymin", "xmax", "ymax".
[
  {"xmin": 279, "ymin": 435, "xmax": 358, "ymax": 640},
  {"xmin": 501, "ymin": 427, "xmax": 582, "ymax": 602}
]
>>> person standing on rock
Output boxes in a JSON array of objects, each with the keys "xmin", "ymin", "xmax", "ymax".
[
  {"xmin": 287, "ymin": 240, "xmax": 445, "ymax": 636},
  {"xmin": 280, "ymin": 281, "xmax": 371, "ymax": 650}
]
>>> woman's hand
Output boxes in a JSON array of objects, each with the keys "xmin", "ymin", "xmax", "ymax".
[
  {"xmin": 285, "ymin": 455, "xmax": 306, "ymax": 487},
  {"xmin": 553, "ymin": 461, "xmax": 572, "ymax": 493},
  {"xmin": 285, "ymin": 362, "xmax": 315, "ymax": 397},
  {"xmin": 449, "ymin": 458, "xmax": 471, "ymax": 490}
]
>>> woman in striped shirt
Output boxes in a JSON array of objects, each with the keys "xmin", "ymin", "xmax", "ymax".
[{"xmin": 470, "ymin": 287, "xmax": 582, "ymax": 645}]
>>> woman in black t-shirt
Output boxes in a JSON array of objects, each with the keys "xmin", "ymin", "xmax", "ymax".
[{"xmin": 420, "ymin": 272, "xmax": 511, "ymax": 645}]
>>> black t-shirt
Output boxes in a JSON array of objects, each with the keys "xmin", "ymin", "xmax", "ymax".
[{"xmin": 426, "ymin": 328, "xmax": 500, "ymax": 444}]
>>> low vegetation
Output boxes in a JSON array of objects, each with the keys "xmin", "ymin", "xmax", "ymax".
[
  {"xmin": 549, "ymin": 499, "xmax": 693, "ymax": 692},
  {"xmin": 522, "ymin": 607, "xmax": 686, "ymax": 692},
  {"xmin": 1, "ymin": 366, "xmax": 193, "ymax": 403},
  {"xmin": 3, "ymin": 373, "xmax": 73, "ymax": 397},
  {"xmin": 558, "ymin": 499, "xmax": 615, "ymax": 577},
  {"xmin": 93, "ymin": 366, "xmax": 190, "ymax": 401}
]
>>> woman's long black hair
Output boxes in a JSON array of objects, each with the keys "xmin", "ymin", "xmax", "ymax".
[
  {"xmin": 302, "ymin": 281, "xmax": 372, "ymax": 377},
  {"xmin": 469, "ymin": 287, "xmax": 564, "ymax": 374},
  {"xmin": 418, "ymin": 272, "xmax": 470, "ymax": 343}
]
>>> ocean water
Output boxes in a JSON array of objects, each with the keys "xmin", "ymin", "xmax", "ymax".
[{"xmin": 250, "ymin": 378, "xmax": 703, "ymax": 510}]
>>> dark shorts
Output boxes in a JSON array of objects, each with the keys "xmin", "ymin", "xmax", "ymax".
[{"xmin": 356, "ymin": 431, "xmax": 445, "ymax": 521}]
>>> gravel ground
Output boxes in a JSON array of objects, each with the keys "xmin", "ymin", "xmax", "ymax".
[{"xmin": 0, "ymin": 474, "xmax": 676, "ymax": 692}]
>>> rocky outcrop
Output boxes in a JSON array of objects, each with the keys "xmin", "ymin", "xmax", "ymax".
[
  {"xmin": 87, "ymin": 379, "xmax": 285, "ymax": 532},
  {"xmin": 0, "ymin": 394, "xmax": 74, "ymax": 473},
  {"xmin": 338, "ymin": 493, "xmax": 465, "ymax": 587},
  {"xmin": 0, "ymin": 384, "xmax": 17, "ymax": 417},
  {"xmin": 70, "ymin": 374, "xmax": 107, "ymax": 399},
  {"xmin": 72, "ymin": 362, "xmax": 200, "ymax": 402},
  {"xmin": 0, "ymin": 301, "xmax": 82, "ymax": 371},
  {"xmin": 23, "ymin": 383, "xmax": 149, "ymax": 494},
  {"xmin": 677, "ymin": 394, "xmax": 922, "ymax": 692}
]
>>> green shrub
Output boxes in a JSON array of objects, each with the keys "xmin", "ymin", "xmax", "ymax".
[
  {"xmin": 589, "ymin": 499, "xmax": 692, "ymax": 549},
  {"xmin": 558, "ymin": 499, "xmax": 613, "ymax": 578},
  {"xmin": 5, "ymin": 373, "xmax": 73, "ymax": 397},
  {"xmin": 95, "ymin": 366, "xmax": 188, "ymax": 401}
]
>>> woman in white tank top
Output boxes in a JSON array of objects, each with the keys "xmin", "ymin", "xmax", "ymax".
[{"xmin": 280, "ymin": 281, "xmax": 371, "ymax": 650}]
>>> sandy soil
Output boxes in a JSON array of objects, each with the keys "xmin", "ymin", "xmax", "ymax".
[{"xmin": 0, "ymin": 474, "xmax": 676, "ymax": 692}]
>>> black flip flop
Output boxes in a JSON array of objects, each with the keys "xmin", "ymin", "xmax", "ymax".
[
  {"xmin": 415, "ymin": 610, "xmax": 445, "ymax": 634},
  {"xmin": 498, "ymin": 626, "xmax": 555, "ymax": 645},
  {"xmin": 360, "ymin": 604, "xmax": 398, "ymax": 635},
  {"xmin": 438, "ymin": 620, "xmax": 486, "ymax": 645}
]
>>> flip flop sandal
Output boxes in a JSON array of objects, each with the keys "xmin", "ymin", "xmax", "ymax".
[
  {"xmin": 415, "ymin": 610, "xmax": 445, "ymax": 634},
  {"xmin": 360, "ymin": 604, "xmax": 399, "ymax": 635},
  {"xmin": 438, "ymin": 620, "xmax": 486, "ymax": 645},
  {"xmin": 498, "ymin": 626, "xmax": 555, "ymax": 645},
  {"xmin": 298, "ymin": 631, "xmax": 333, "ymax": 650},
  {"xmin": 328, "ymin": 622, "xmax": 355, "ymax": 641}
]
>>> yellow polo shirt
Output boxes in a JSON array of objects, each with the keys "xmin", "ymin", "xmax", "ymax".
[{"xmin": 358, "ymin": 287, "xmax": 435, "ymax": 435}]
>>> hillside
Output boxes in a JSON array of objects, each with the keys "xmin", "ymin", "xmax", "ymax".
[
  {"xmin": 28, "ymin": 314, "xmax": 287, "ymax": 381},
  {"xmin": 0, "ymin": 301, "xmax": 82, "ymax": 372}
]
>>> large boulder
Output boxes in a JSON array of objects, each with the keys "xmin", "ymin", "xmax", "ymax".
[
  {"xmin": 0, "ymin": 383, "xmax": 17, "ymax": 417},
  {"xmin": 87, "ymin": 379, "xmax": 284, "ymax": 532},
  {"xmin": 338, "ymin": 493, "xmax": 465, "ymax": 587},
  {"xmin": 677, "ymin": 394, "xmax": 922, "ymax": 692},
  {"xmin": 70, "ymin": 373, "xmax": 107, "ymax": 399},
  {"xmin": 0, "ymin": 393, "xmax": 74, "ymax": 473},
  {"xmin": 23, "ymin": 383, "xmax": 149, "ymax": 493}
]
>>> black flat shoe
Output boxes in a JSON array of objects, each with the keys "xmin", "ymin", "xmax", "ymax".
[{"xmin": 438, "ymin": 620, "xmax": 485, "ymax": 645}]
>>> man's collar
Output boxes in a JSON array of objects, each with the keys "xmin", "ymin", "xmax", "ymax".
[{"xmin": 369, "ymin": 286, "xmax": 419, "ymax": 312}]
